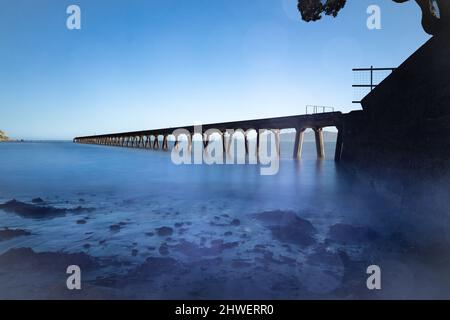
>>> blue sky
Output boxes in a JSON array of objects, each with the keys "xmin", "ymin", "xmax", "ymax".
[{"xmin": 0, "ymin": 0, "xmax": 429, "ymax": 140}]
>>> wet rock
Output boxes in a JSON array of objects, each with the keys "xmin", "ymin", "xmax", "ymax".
[
  {"xmin": 102, "ymin": 256, "xmax": 187, "ymax": 287},
  {"xmin": 307, "ymin": 245, "xmax": 343, "ymax": 266},
  {"xmin": 0, "ymin": 228, "xmax": 31, "ymax": 241},
  {"xmin": 172, "ymin": 239, "xmax": 240, "ymax": 258},
  {"xmin": 109, "ymin": 224, "xmax": 121, "ymax": 232},
  {"xmin": 328, "ymin": 224, "xmax": 378, "ymax": 245},
  {"xmin": 159, "ymin": 244, "xmax": 170, "ymax": 256},
  {"xmin": 69, "ymin": 206, "xmax": 96, "ymax": 214},
  {"xmin": 254, "ymin": 250, "xmax": 297, "ymax": 267},
  {"xmin": 279, "ymin": 255, "xmax": 297, "ymax": 266},
  {"xmin": 131, "ymin": 249, "xmax": 139, "ymax": 257},
  {"xmin": 253, "ymin": 210, "xmax": 316, "ymax": 247},
  {"xmin": 210, "ymin": 217, "xmax": 241, "ymax": 227},
  {"xmin": 0, "ymin": 199, "xmax": 66, "ymax": 218},
  {"xmin": 0, "ymin": 199, "xmax": 95, "ymax": 219},
  {"xmin": 231, "ymin": 219, "xmax": 240, "ymax": 226},
  {"xmin": 252, "ymin": 244, "xmax": 266, "ymax": 253},
  {"xmin": 231, "ymin": 259, "xmax": 252, "ymax": 269},
  {"xmin": 31, "ymin": 198, "xmax": 44, "ymax": 204},
  {"xmin": 191, "ymin": 257, "xmax": 223, "ymax": 269},
  {"xmin": 135, "ymin": 256, "xmax": 185, "ymax": 275},
  {"xmin": 76, "ymin": 219, "xmax": 87, "ymax": 225},
  {"xmin": 215, "ymin": 240, "xmax": 239, "ymax": 250},
  {"xmin": 156, "ymin": 226, "xmax": 173, "ymax": 237},
  {"xmin": 0, "ymin": 247, "xmax": 99, "ymax": 270},
  {"xmin": 270, "ymin": 225, "xmax": 316, "ymax": 247},
  {"xmin": 255, "ymin": 251, "xmax": 285, "ymax": 266}
]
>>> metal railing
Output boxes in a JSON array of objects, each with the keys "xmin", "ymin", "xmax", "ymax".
[
  {"xmin": 306, "ymin": 105, "xmax": 335, "ymax": 114},
  {"xmin": 352, "ymin": 66, "xmax": 396, "ymax": 104}
]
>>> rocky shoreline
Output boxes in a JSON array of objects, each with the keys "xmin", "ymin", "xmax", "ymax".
[{"xmin": 1, "ymin": 196, "xmax": 448, "ymax": 299}]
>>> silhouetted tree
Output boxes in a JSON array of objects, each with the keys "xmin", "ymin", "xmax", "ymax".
[
  {"xmin": 297, "ymin": 0, "xmax": 346, "ymax": 22},
  {"xmin": 297, "ymin": 0, "xmax": 449, "ymax": 35}
]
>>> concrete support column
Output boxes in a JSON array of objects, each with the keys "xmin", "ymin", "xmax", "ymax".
[
  {"xmin": 153, "ymin": 135, "xmax": 160, "ymax": 149},
  {"xmin": 226, "ymin": 133, "xmax": 233, "ymax": 155},
  {"xmin": 144, "ymin": 136, "xmax": 148, "ymax": 148},
  {"xmin": 244, "ymin": 133, "xmax": 249, "ymax": 155},
  {"xmin": 162, "ymin": 135, "xmax": 169, "ymax": 150},
  {"xmin": 187, "ymin": 133, "xmax": 192, "ymax": 152},
  {"xmin": 149, "ymin": 136, "xmax": 153, "ymax": 148},
  {"xmin": 314, "ymin": 127, "xmax": 325, "ymax": 159},
  {"xmin": 221, "ymin": 132, "xmax": 226, "ymax": 154},
  {"xmin": 272, "ymin": 129, "xmax": 281, "ymax": 156},
  {"xmin": 334, "ymin": 126, "xmax": 344, "ymax": 162},
  {"xmin": 256, "ymin": 130, "xmax": 261, "ymax": 157},
  {"xmin": 173, "ymin": 135, "xmax": 179, "ymax": 150},
  {"xmin": 203, "ymin": 133, "xmax": 210, "ymax": 152},
  {"xmin": 293, "ymin": 128, "xmax": 305, "ymax": 159}
]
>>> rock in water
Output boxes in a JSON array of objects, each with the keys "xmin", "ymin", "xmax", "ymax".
[
  {"xmin": 0, "ymin": 199, "xmax": 66, "ymax": 218},
  {"xmin": 0, "ymin": 199, "xmax": 95, "ymax": 219},
  {"xmin": 31, "ymin": 198, "xmax": 44, "ymax": 204},
  {"xmin": 156, "ymin": 226, "xmax": 174, "ymax": 236},
  {"xmin": 328, "ymin": 223, "xmax": 378, "ymax": 245},
  {"xmin": 253, "ymin": 210, "xmax": 316, "ymax": 247},
  {"xmin": 0, "ymin": 228, "xmax": 31, "ymax": 241}
]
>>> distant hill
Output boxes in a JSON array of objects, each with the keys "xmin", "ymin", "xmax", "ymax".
[
  {"xmin": 0, "ymin": 130, "xmax": 9, "ymax": 141},
  {"xmin": 281, "ymin": 130, "xmax": 337, "ymax": 142}
]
